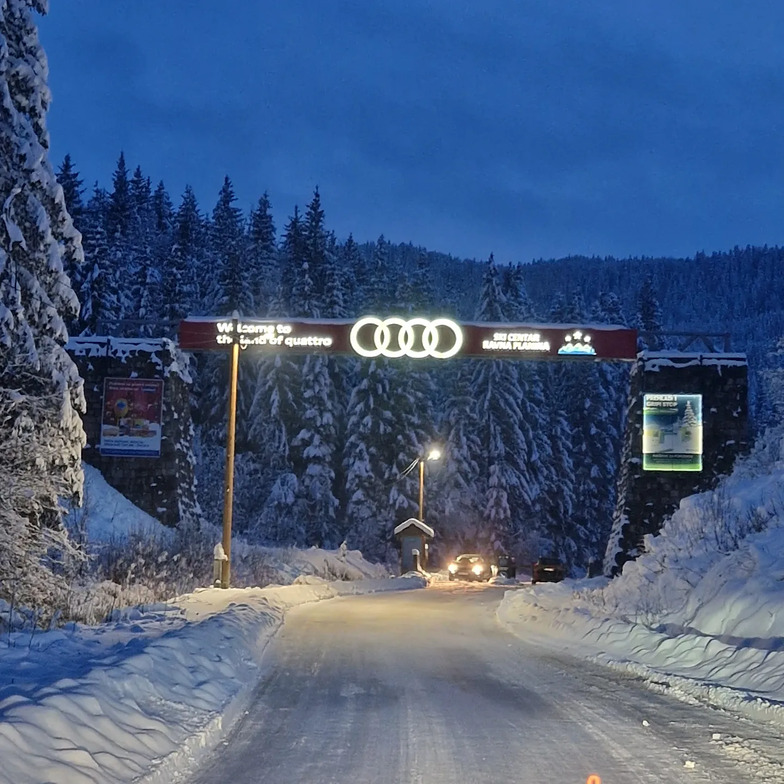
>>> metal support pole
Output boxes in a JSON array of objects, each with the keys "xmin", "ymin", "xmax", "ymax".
[
  {"xmin": 418, "ymin": 458, "xmax": 424, "ymax": 522},
  {"xmin": 221, "ymin": 335, "xmax": 240, "ymax": 588}
]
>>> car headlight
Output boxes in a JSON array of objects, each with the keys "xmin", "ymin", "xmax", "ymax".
[
  {"xmin": 448, "ymin": 563, "xmax": 458, "ymax": 573},
  {"xmin": 472, "ymin": 564, "xmax": 484, "ymax": 575}
]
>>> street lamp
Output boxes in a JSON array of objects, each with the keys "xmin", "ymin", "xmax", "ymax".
[
  {"xmin": 400, "ymin": 447, "xmax": 442, "ymax": 522},
  {"xmin": 418, "ymin": 448, "xmax": 441, "ymax": 523}
]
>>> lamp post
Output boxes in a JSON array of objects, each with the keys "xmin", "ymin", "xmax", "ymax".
[{"xmin": 418, "ymin": 448, "xmax": 441, "ymax": 522}]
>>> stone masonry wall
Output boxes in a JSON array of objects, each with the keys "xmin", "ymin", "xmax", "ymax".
[
  {"xmin": 67, "ymin": 337, "xmax": 199, "ymax": 528},
  {"xmin": 605, "ymin": 352, "xmax": 749, "ymax": 575}
]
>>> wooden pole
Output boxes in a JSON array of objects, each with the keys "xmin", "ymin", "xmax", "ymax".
[
  {"xmin": 419, "ymin": 458, "xmax": 424, "ymax": 522},
  {"xmin": 221, "ymin": 335, "xmax": 240, "ymax": 588}
]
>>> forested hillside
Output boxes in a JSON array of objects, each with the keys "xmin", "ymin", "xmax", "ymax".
[
  {"xmin": 522, "ymin": 248, "xmax": 784, "ymax": 425},
  {"xmin": 55, "ymin": 152, "xmax": 782, "ymax": 572}
]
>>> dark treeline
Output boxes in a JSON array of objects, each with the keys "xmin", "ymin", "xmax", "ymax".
[{"xmin": 56, "ymin": 152, "xmax": 782, "ymax": 572}]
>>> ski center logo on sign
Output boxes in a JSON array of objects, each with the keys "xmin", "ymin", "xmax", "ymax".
[{"xmin": 350, "ymin": 316, "xmax": 463, "ymax": 359}]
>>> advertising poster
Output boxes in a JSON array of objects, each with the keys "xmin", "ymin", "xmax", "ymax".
[
  {"xmin": 100, "ymin": 378, "xmax": 164, "ymax": 457},
  {"xmin": 642, "ymin": 393, "xmax": 703, "ymax": 471}
]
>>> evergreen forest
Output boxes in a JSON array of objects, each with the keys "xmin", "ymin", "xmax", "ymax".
[{"xmin": 52, "ymin": 152, "xmax": 784, "ymax": 572}]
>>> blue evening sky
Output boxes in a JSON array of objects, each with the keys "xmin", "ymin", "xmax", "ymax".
[{"xmin": 39, "ymin": 1, "xmax": 784, "ymax": 263}]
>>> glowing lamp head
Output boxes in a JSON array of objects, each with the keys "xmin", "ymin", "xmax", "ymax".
[
  {"xmin": 472, "ymin": 563, "xmax": 484, "ymax": 575},
  {"xmin": 448, "ymin": 563, "xmax": 458, "ymax": 573}
]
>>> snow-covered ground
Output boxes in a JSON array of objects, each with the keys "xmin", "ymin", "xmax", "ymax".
[
  {"xmin": 498, "ymin": 457, "xmax": 784, "ymax": 728},
  {"xmin": 0, "ymin": 468, "xmax": 423, "ymax": 784},
  {"xmin": 3, "ymin": 447, "xmax": 784, "ymax": 783}
]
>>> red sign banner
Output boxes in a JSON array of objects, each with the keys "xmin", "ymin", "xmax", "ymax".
[{"xmin": 179, "ymin": 316, "xmax": 638, "ymax": 361}]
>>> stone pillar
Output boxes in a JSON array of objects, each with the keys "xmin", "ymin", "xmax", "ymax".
[
  {"xmin": 605, "ymin": 352, "xmax": 749, "ymax": 575},
  {"xmin": 67, "ymin": 337, "xmax": 200, "ymax": 528}
]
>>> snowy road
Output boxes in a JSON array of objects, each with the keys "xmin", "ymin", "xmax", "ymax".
[{"xmin": 189, "ymin": 583, "xmax": 779, "ymax": 784}]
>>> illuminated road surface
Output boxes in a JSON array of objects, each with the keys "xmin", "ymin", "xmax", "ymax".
[{"xmin": 190, "ymin": 583, "xmax": 782, "ymax": 784}]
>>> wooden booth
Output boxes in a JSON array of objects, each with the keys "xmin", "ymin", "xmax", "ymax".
[{"xmin": 394, "ymin": 518, "xmax": 435, "ymax": 574}]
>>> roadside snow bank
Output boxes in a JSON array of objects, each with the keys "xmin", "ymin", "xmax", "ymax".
[
  {"xmin": 498, "ymin": 466, "xmax": 784, "ymax": 726},
  {"xmin": 0, "ymin": 575, "xmax": 426, "ymax": 784}
]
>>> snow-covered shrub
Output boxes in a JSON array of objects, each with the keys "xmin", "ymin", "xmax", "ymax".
[
  {"xmin": 98, "ymin": 529, "xmax": 176, "ymax": 590},
  {"xmin": 733, "ymin": 423, "xmax": 784, "ymax": 479}
]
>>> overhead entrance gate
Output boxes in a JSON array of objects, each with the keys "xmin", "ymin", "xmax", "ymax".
[{"xmin": 179, "ymin": 315, "xmax": 638, "ymax": 587}]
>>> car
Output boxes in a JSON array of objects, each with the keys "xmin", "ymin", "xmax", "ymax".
[
  {"xmin": 447, "ymin": 553, "xmax": 492, "ymax": 581},
  {"xmin": 531, "ymin": 556, "xmax": 565, "ymax": 584},
  {"xmin": 495, "ymin": 553, "xmax": 517, "ymax": 579}
]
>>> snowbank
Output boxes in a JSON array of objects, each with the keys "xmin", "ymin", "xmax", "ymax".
[
  {"xmin": 0, "ymin": 463, "xmax": 419, "ymax": 784},
  {"xmin": 0, "ymin": 576, "xmax": 426, "ymax": 784},
  {"xmin": 64, "ymin": 463, "xmax": 172, "ymax": 543},
  {"xmin": 498, "ymin": 464, "xmax": 784, "ymax": 725}
]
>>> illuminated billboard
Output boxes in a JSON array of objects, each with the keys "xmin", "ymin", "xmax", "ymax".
[
  {"xmin": 642, "ymin": 393, "xmax": 703, "ymax": 471},
  {"xmin": 179, "ymin": 317, "xmax": 638, "ymax": 361}
]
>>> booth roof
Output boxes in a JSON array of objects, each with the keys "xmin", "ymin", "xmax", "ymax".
[{"xmin": 393, "ymin": 518, "xmax": 435, "ymax": 538}]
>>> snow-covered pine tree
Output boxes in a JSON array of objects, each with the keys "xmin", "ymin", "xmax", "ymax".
[
  {"xmin": 288, "ymin": 190, "xmax": 340, "ymax": 545},
  {"xmin": 245, "ymin": 352, "xmax": 303, "ymax": 545},
  {"xmin": 339, "ymin": 233, "xmax": 364, "ymax": 318},
  {"xmin": 363, "ymin": 234, "xmax": 396, "ymax": 313},
  {"xmin": 210, "ymin": 176, "xmax": 249, "ymax": 316},
  {"xmin": 500, "ymin": 262, "xmax": 546, "ymax": 551},
  {"xmin": 551, "ymin": 291, "xmax": 602, "ymax": 569},
  {"xmin": 343, "ymin": 357, "xmax": 397, "ymax": 559},
  {"xmin": 246, "ymin": 192, "xmax": 276, "ymax": 315},
  {"xmin": 501, "ymin": 263, "xmax": 535, "ymax": 321},
  {"xmin": 535, "ymin": 373, "xmax": 576, "ymax": 561},
  {"xmin": 56, "ymin": 154, "xmax": 84, "ymax": 230},
  {"xmin": 535, "ymin": 292, "xmax": 579, "ymax": 563},
  {"xmin": 55, "ymin": 154, "xmax": 85, "ymax": 333},
  {"xmin": 0, "ymin": 0, "xmax": 86, "ymax": 614},
  {"xmin": 152, "ymin": 180, "xmax": 173, "ymax": 236},
  {"xmin": 77, "ymin": 184, "xmax": 110, "ymax": 335},
  {"xmin": 164, "ymin": 185, "xmax": 203, "ymax": 322},
  {"xmin": 240, "ymin": 192, "xmax": 277, "ymax": 455},
  {"xmin": 438, "ymin": 360, "xmax": 483, "ymax": 553},
  {"xmin": 129, "ymin": 165, "xmax": 159, "ymax": 334},
  {"xmin": 589, "ymin": 290, "xmax": 631, "ymax": 556},
  {"xmin": 193, "ymin": 177, "xmax": 250, "ymax": 449},
  {"xmin": 291, "ymin": 352, "xmax": 339, "ymax": 546},
  {"xmin": 682, "ymin": 400, "xmax": 698, "ymax": 428},
  {"xmin": 280, "ymin": 205, "xmax": 314, "ymax": 317},
  {"xmin": 148, "ymin": 180, "xmax": 173, "ymax": 333},
  {"xmin": 548, "ymin": 290, "xmax": 568, "ymax": 322},
  {"xmin": 242, "ymin": 204, "xmax": 306, "ymax": 544},
  {"xmin": 637, "ymin": 273, "xmax": 663, "ymax": 350},
  {"xmin": 470, "ymin": 255, "xmax": 533, "ymax": 554},
  {"xmin": 103, "ymin": 152, "xmax": 137, "ymax": 331},
  {"xmin": 411, "ymin": 249, "xmax": 436, "ymax": 311}
]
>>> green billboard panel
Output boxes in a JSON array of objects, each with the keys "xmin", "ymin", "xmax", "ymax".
[{"xmin": 642, "ymin": 393, "xmax": 703, "ymax": 471}]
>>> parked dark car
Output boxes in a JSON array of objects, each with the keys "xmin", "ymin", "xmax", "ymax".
[
  {"xmin": 447, "ymin": 553, "xmax": 492, "ymax": 582},
  {"xmin": 531, "ymin": 557, "xmax": 565, "ymax": 584},
  {"xmin": 495, "ymin": 553, "xmax": 517, "ymax": 579}
]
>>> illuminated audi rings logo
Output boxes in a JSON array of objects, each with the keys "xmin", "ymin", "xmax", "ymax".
[{"xmin": 349, "ymin": 316, "xmax": 463, "ymax": 359}]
